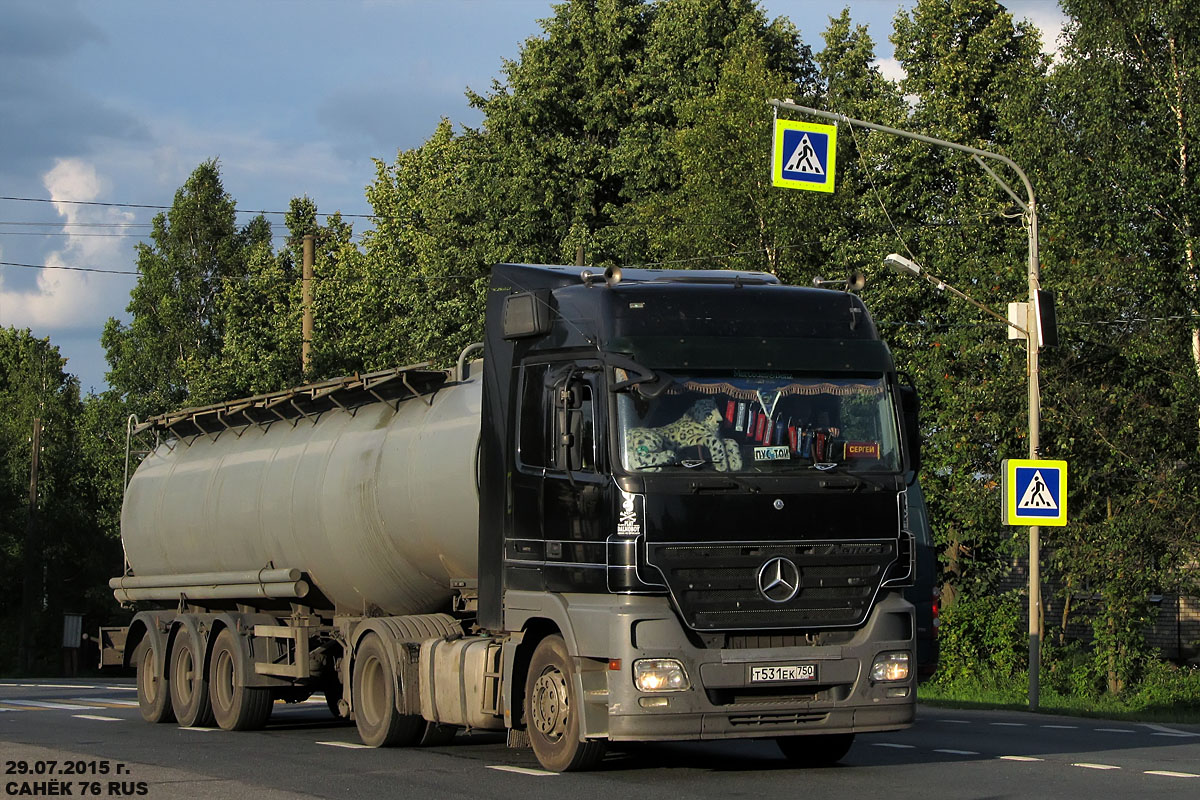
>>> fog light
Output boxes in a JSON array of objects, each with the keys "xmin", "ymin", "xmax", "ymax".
[
  {"xmin": 871, "ymin": 652, "xmax": 911, "ymax": 682},
  {"xmin": 633, "ymin": 658, "xmax": 691, "ymax": 692}
]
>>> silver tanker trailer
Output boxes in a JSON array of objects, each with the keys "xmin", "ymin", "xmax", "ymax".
[{"xmin": 105, "ymin": 263, "xmax": 923, "ymax": 772}]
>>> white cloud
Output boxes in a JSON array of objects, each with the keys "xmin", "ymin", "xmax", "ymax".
[
  {"xmin": 1008, "ymin": 1, "xmax": 1067, "ymax": 60},
  {"xmin": 0, "ymin": 158, "xmax": 137, "ymax": 332},
  {"xmin": 875, "ymin": 56, "xmax": 907, "ymax": 85}
]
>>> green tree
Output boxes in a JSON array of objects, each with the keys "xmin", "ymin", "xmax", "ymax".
[
  {"xmin": 102, "ymin": 160, "xmax": 250, "ymax": 414},
  {"xmin": 0, "ymin": 329, "xmax": 122, "ymax": 674},
  {"xmin": 1037, "ymin": 0, "xmax": 1200, "ymax": 692},
  {"xmin": 882, "ymin": 0, "xmax": 1052, "ymax": 605}
]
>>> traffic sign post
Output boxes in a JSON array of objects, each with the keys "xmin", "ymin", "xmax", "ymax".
[
  {"xmin": 772, "ymin": 118, "xmax": 837, "ymax": 192},
  {"xmin": 1002, "ymin": 458, "xmax": 1068, "ymax": 527}
]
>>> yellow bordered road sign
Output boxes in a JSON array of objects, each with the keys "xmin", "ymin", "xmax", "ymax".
[
  {"xmin": 1001, "ymin": 458, "xmax": 1068, "ymax": 526},
  {"xmin": 772, "ymin": 119, "xmax": 837, "ymax": 193}
]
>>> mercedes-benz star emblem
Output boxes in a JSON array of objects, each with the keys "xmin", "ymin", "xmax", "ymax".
[{"xmin": 757, "ymin": 557, "xmax": 801, "ymax": 603}]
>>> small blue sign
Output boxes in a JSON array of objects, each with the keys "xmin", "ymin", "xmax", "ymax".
[
  {"xmin": 1013, "ymin": 467, "xmax": 1060, "ymax": 517},
  {"xmin": 772, "ymin": 119, "xmax": 837, "ymax": 193},
  {"xmin": 1001, "ymin": 458, "xmax": 1068, "ymax": 526}
]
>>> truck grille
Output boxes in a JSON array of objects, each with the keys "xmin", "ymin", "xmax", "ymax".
[{"xmin": 645, "ymin": 540, "xmax": 896, "ymax": 631}]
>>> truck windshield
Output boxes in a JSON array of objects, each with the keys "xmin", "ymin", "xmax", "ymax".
[{"xmin": 615, "ymin": 369, "xmax": 901, "ymax": 475}]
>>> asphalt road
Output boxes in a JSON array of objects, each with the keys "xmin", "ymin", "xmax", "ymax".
[{"xmin": 2, "ymin": 678, "xmax": 1197, "ymax": 799}]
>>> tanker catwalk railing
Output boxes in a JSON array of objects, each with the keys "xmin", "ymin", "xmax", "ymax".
[{"xmin": 131, "ymin": 362, "xmax": 451, "ymax": 443}]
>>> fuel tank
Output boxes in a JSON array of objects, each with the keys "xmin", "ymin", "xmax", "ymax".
[{"xmin": 120, "ymin": 368, "xmax": 482, "ymax": 615}]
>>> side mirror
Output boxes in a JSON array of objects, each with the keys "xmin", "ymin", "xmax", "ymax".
[
  {"xmin": 555, "ymin": 378, "xmax": 588, "ymax": 471},
  {"xmin": 897, "ymin": 374, "xmax": 921, "ymax": 475}
]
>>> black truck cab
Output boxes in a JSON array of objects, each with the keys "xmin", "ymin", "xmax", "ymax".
[{"xmin": 478, "ymin": 264, "xmax": 920, "ymax": 757}]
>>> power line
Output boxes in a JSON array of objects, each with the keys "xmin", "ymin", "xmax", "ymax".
[
  {"xmin": 0, "ymin": 260, "xmax": 139, "ymax": 275},
  {"xmin": 0, "ymin": 195, "xmax": 378, "ymax": 220}
]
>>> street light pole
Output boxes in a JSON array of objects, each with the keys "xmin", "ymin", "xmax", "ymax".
[{"xmin": 769, "ymin": 99, "xmax": 1045, "ymax": 709}]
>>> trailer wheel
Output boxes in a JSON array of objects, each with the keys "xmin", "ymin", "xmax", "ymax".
[
  {"xmin": 208, "ymin": 629, "xmax": 272, "ymax": 731},
  {"xmin": 134, "ymin": 638, "xmax": 174, "ymax": 724},
  {"xmin": 351, "ymin": 634, "xmax": 423, "ymax": 747},
  {"xmin": 775, "ymin": 733, "xmax": 855, "ymax": 766},
  {"xmin": 524, "ymin": 635, "xmax": 606, "ymax": 772},
  {"xmin": 169, "ymin": 631, "xmax": 214, "ymax": 728}
]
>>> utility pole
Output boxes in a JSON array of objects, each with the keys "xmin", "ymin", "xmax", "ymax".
[
  {"xmin": 302, "ymin": 234, "xmax": 314, "ymax": 375},
  {"xmin": 18, "ymin": 417, "xmax": 42, "ymax": 674}
]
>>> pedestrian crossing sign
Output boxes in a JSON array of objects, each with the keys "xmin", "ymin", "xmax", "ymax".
[
  {"xmin": 772, "ymin": 119, "xmax": 837, "ymax": 193},
  {"xmin": 1001, "ymin": 458, "xmax": 1068, "ymax": 526}
]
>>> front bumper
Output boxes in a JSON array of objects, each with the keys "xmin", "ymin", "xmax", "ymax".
[{"xmin": 590, "ymin": 591, "xmax": 915, "ymax": 741}]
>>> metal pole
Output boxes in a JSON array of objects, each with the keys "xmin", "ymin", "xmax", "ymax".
[
  {"xmin": 769, "ymin": 99, "xmax": 1044, "ymax": 709},
  {"xmin": 301, "ymin": 234, "xmax": 315, "ymax": 375}
]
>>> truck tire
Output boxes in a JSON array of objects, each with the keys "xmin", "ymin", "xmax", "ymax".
[
  {"xmin": 208, "ymin": 629, "xmax": 272, "ymax": 731},
  {"xmin": 352, "ymin": 633, "xmax": 424, "ymax": 747},
  {"xmin": 775, "ymin": 733, "xmax": 855, "ymax": 766},
  {"xmin": 134, "ymin": 638, "xmax": 174, "ymax": 724},
  {"xmin": 524, "ymin": 635, "xmax": 606, "ymax": 772},
  {"xmin": 169, "ymin": 631, "xmax": 214, "ymax": 727}
]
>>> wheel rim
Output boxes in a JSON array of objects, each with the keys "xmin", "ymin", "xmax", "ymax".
[
  {"xmin": 359, "ymin": 655, "xmax": 386, "ymax": 727},
  {"xmin": 214, "ymin": 649, "xmax": 235, "ymax": 712},
  {"xmin": 140, "ymin": 644, "xmax": 158, "ymax": 704},
  {"xmin": 176, "ymin": 645, "xmax": 195, "ymax": 705},
  {"xmin": 530, "ymin": 666, "xmax": 569, "ymax": 743}
]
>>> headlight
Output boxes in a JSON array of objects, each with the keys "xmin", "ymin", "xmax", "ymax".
[
  {"xmin": 871, "ymin": 652, "xmax": 910, "ymax": 682},
  {"xmin": 633, "ymin": 658, "xmax": 691, "ymax": 692}
]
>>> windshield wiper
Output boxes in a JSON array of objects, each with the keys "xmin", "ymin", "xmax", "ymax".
[{"xmin": 809, "ymin": 463, "xmax": 887, "ymax": 491}]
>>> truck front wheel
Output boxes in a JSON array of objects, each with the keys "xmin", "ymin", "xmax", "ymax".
[
  {"xmin": 208, "ymin": 629, "xmax": 272, "ymax": 731},
  {"xmin": 523, "ymin": 635, "xmax": 605, "ymax": 772},
  {"xmin": 351, "ymin": 633, "xmax": 424, "ymax": 747},
  {"xmin": 134, "ymin": 638, "xmax": 174, "ymax": 723}
]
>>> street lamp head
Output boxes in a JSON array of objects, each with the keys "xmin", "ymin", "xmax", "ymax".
[{"xmin": 884, "ymin": 253, "xmax": 921, "ymax": 277}]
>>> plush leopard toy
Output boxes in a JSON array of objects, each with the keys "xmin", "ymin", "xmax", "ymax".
[{"xmin": 626, "ymin": 398, "xmax": 743, "ymax": 472}]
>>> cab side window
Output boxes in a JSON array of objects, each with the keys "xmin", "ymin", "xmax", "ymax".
[{"xmin": 518, "ymin": 364, "xmax": 550, "ymax": 469}]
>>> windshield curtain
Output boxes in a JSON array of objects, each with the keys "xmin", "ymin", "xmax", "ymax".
[{"xmin": 616, "ymin": 369, "xmax": 901, "ymax": 474}]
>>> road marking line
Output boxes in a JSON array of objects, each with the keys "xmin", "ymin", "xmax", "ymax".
[
  {"xmin": 1096, "ymin": 728, "xmax": 1136, "ymax": 733},
  {"xmin": 934, "ymin": 749, "xmax": 979, "ymax": 756},
  {"xmin": 1145, "ymin": 724, "xmax": 1199, "ymax": 737},
  {"xmin": 990, "ymin": 722, "xmax": 1027, "ymax": 727},
  {"xmin": 0, "ymin": 707, "xmax": 28, "ymax": 712},
  {"xmin": 316, "ymin": 741, "xmax": 372, "ymax": 749},
  {"xmin": 999, "ymin": 756, "xmax": 1043, "ymax": 762},
  {"xmin": 486, "ymin": 766, "xmax": 556, "ymax": 776},
  {"xmin": 1145, "ymin": 770, "xmax": 1199, "ymax": 779},
  {"xmin": 937, "ymin": 719, "xmax": 971, "ymax": 724},
  {"xmin": 1152, "ymin": 732, "xmax": 1197, "ymax": 738},
  {"xmin": 71, "ymin": 698, "xmax": 138, "ymax": 707},
  {"xmin": 73, "ymin": 714, "xmax": 123, "ymax": 722},
  {"xmin": 36, "ymin": 684, "xmax": 98, "ymax": 689},
  {"xmin": 1072, "ymin": 763, "xmax": 1120, "ymax": 770},
  {"xmin": 105, "ymin": 687, "xmax": 138, "ymax": 692},
  {"xmin": 1041, "ymin": 724, "xmax": 1077, "ymax": 729},
  {"xmin": 871, "ymin": 743, "xmax": 916, "ymax": 749},
  {"xmin": 179, "ymin": 726, "xmax": 217, "ymax": 732},
  {"xmin": 6, "ymin": 700, "xmax": 102, "ymax": 710}
]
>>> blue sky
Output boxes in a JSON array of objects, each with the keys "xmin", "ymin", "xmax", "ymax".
[{"xmin": 0, "ymin": 0, "xmax": 1065, "ymax": 393}]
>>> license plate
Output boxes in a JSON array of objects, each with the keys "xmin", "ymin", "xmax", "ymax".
[{"xmin": 750, "ymin": 664, "xmax": 817, "ymax": 683}]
